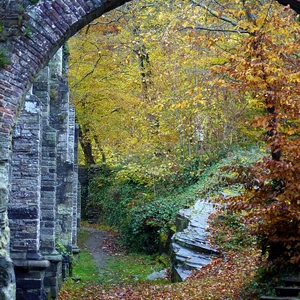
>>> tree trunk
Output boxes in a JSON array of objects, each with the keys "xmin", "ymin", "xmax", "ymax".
[{"xmin": 78, "ymin": 124, "xmax": 96, "ymax": 165}]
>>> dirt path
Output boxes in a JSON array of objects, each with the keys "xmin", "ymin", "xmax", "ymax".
[{"xmin": 81, "ymin": 226, "xmax": 111, "ymax": 276}]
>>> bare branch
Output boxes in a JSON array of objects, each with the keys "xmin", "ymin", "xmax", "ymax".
[
  {"xmin": 190, "ymin": 0, "xmax": 238, "ymax": 27},
  {"xmin": 178, "ymin": 25, "xmax": 248, "ymax": 34},
  {"xmin": 71, "ymin": 55, "xmax": 102, "ymax": 89}
]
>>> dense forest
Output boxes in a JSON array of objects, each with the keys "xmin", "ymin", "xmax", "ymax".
[{"xmin": 63, "ymin": 0, "xmax": 300, "ymax": 298}]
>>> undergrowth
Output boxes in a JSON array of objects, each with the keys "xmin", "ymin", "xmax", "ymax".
[
  {"xmin": 58, "ymin": 206, "xmax": 273, "ymax": 299},
  {"xmin": 58, "ymin": 146, "xmax": 286, "ymax": 299},
  {"xmin": 85, "ymin": 146, "xmax": 266, "ymax": 253}
]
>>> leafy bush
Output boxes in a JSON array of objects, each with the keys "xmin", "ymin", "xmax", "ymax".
[
  {"xmin": 84, "ymin": 146, "xmax": 263, "ymax": 254},
  {"xmin": 86, "ymin": 165, "xmax": 132, "ymax": 224},
  {"xmin": 121, "ymin": 195, "xmax": 193, "ymax": 253},
  {"xmin": 85, "ymin": 158, "xmax": 200, "ymax": 253},
  {"xmin": 0, "ymin": 49, "xmax": 10, "ymax": 68},
  {"xmin": 209, "ymin": 210, "xmax": 255, "ymax": 251},
  {"xmin": 220, "ymin": 152, "xmax": 300, "ymax": 264}
]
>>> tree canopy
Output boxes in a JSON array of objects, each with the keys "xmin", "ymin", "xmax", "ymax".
[{"xmin": 69, "ymin": 0, "xmax": 300, "ymax": 264}]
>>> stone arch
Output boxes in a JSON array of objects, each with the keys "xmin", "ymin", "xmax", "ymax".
[
  {"xmin": 0, "ymin": 1, "xmax": 129, "ymax": 299},
  {"xmin": 0, "ymin": 0, "xmax": 129, "ymax": 132}
]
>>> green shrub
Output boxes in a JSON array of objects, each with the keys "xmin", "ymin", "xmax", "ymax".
[
  {"xmin": 121, "ymin": 195, "xmax": 192, "ymax": 253},
  {"xmin": 84, "ymin": 146, "xmax": 264, "ymax": 254},
  {"xmin": 85, "ymin": 161, "xmax": 198, "ymax": 253},
  {"xmin": 0, "ymin": 49, "xmax": 10, "ymax": 68}
]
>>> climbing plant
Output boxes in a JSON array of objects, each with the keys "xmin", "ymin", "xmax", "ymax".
[{"xmin": 0, "ymin": 49, "xmax": 9, "ymax": 68}]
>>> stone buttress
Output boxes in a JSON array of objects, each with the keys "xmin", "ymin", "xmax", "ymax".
[{"xmin": 8, "ymin": 47, "xmax": 80, "ymax": 299}]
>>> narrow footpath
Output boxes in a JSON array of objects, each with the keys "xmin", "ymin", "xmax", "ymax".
[{"xmin": 80, "ymin": 226, "xmax": 111, "ymax": 276}]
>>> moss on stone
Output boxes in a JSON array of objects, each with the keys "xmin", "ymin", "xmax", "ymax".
[{"xmin": 0, "ymin": 49, "xmax": 10, "ymax": 68}]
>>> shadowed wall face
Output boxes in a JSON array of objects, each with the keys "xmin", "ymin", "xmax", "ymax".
[{"xmin": 7, "ymin": 48, "xmax": 79, "ymax": 300}]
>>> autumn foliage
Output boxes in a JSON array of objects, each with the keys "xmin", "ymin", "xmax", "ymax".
[
  {"xmin": 67, "ymin": 0, "xmax": 300, "ymax": 298},
  {"xmin": 209, "ymin": 4, "xmax": 300, "ymax": 264},
  {"xmin": 58, "ymin": 212, "xmax": 264, "ymax": 299}
]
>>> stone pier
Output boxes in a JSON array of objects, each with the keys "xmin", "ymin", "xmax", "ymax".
[
  {"xmin": 6, "ymin": 48, "xmax": 79, "ymax": 299},
  {"xmin": 0, "ymin": 0, "xmax": 298, "ymax": 298}
]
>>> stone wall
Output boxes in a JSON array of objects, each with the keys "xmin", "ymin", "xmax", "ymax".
[
  {"xmin": 7, "ymin": 48, "xmax": 78, "ymax": 299},
  {"xmin": 0, "ymin": 39, "xmax": 82, "ymax": 299}
]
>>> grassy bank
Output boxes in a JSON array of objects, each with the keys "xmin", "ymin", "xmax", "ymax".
[{"xmin": 58, "ymin": 225, "xmax": 169, "ymax": 299}]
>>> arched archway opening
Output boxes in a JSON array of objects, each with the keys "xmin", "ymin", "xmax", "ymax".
[{"xmin": 0, "ymin": 1, "xmax": 129, "ymax": 299}]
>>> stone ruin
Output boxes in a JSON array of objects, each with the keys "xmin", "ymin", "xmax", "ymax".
[{"xmin": 8, "ymin": 46, "xmax": 79, "ymax": 299}]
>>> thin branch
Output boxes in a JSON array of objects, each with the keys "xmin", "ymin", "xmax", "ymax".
[
  {"xmin": 212, "ymin": 0, "xmax": 229, "ymax": 11},
  {"xmin": 160, "ymin": 13, "xmax": 186, "ymax": 47},
  {"xmin": 261, "ymin": 0, "xmax": 274, "ymax": 28},
  {"xmin": 96, "ymin": 70, "xmax": 122, "ymax": 83},
  {"xmin": 178, "ymin": 25, "xmax": 249, "ymax": 34},
  {"xmin": 71, "ymin": 39, "xmax": 123, "ymax": 89},
  {"xmin": 71, "ymin": 55, "xmax": 102, "ymax": 89},
  {"xmin": 190, "ymin": 0, "xmax": 238, "ymax": 27},
  {"xmin": 85, "ymin": 12, "xmax": 124, "ymax": 34}
]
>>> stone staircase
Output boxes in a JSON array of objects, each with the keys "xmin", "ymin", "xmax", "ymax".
[
  {"xmin": 260, "ymin": 277, "xmax": 300, "ymax": 300},
  {"xmin": 170, "ymin": 200, "xmax": 220, "ymax": 282}
]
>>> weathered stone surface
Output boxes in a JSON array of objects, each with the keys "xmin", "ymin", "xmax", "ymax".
[
  {"xmin": 170, "ymin": 200, "xmax": 219, "ymax": 282},
  {"xmin": 146, "ymin": 269, "xmax": 168, "ymax": 281},
  {"xmin": 5, "ymin": 43, "xmax": 80, "ymax": 300},
  {"xmin": 0, "ymin": 256, "xmax": 14, "ymax": 288}
]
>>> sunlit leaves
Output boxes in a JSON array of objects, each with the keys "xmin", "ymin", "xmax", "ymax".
[
  {"xmin": 185, "ymin": 0, "xmax": 300, "ymax": 264},
  {"xmin": 70, "ymin": 0, "xmax": 300, "ymax": 262}
]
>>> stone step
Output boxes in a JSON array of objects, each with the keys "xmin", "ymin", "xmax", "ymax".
[
  {"xmin": 171, "ymin": 242, "xmax": 212, "ymax": 270},
  {"xmin": 170, "ymin": 200, "xmax": 216, "ymax": 282},
  {"xmin": 275, "ymin": 286, "xmax": 300, "ymax": 297},
  {"xmin": 175, "ymin": 211, "xmax": 191, "ymax": 232},
  {"xmin": 282, "ymin": 277, "xmax": 300, "ymax": 287},
  {"xmin": 173, "ymin": 231, "xmax": 219, "ymax": 256},
  {"xmin": 176, "ymin": 201, "xmax": 215, "ymax": 233},
  {"xmin": 171, "ymin": 265, "xmax": 193, "ymax": 282},
  {"xmin": 260, "ymin": 297, "xmax": 300, "ymax": 300}
]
